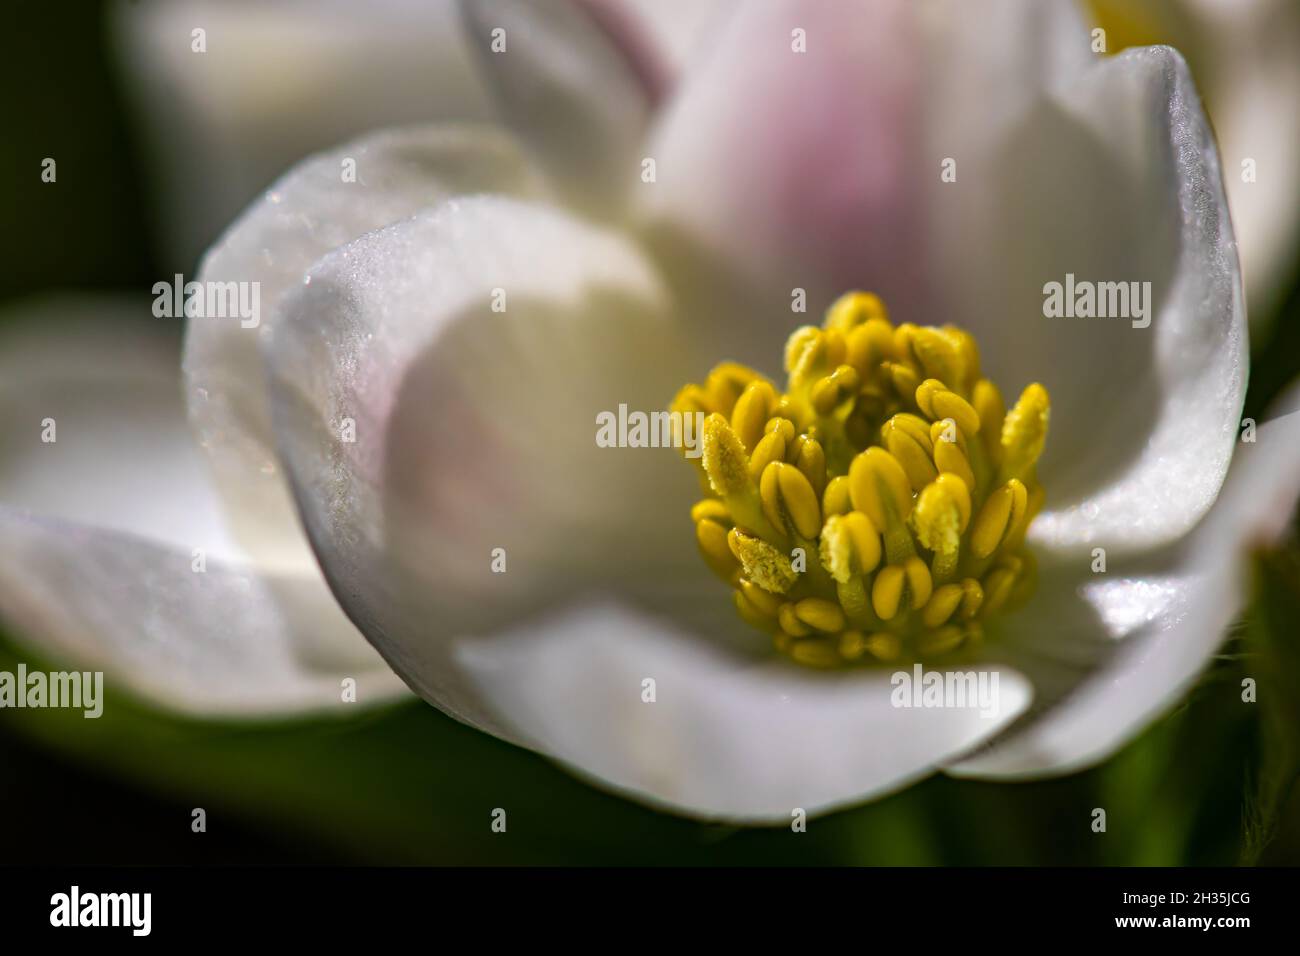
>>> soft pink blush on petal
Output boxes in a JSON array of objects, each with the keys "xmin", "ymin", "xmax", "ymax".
[{"xmin": 643, "ymin": 0, "xmax": 924, "ymax": 316}]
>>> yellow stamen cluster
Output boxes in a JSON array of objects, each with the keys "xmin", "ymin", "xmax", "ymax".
[{"xmin": 672, "ymin": 291, "xmax": 1050, "ymax": 667}]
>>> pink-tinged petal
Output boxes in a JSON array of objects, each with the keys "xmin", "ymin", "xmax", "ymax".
[
  {"xmin": 459, "ymin": 0, "xmax": 660, "ymax": 217},
  {"xmin": 187, "ymin": 125, "xmax": 542, "ymax": 572},
  {"xmin": 267, "ymin": 195, "xmax": 697, "ymax": 738},
  {"xmin": 615, "ymin": 0, "xmax": 734, "ymax": 82},
  {"xmin": 636, "ymin": 0, "xmax": 1092, "ymax": 362},
  {"xmin": 0, "ymin": 299, "xmax": 406, "ymax": 716}
]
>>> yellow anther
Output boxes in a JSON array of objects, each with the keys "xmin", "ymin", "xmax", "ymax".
[
  {"xmin": 691, "ymin": 499, "xmax": 730, "ymax": 526},
  {"xmin": 788, "ymin": 328, "xmax": 847, "ymax": 388},
  {"xmin": 836, "ymin": 576, "xmax": 870, "ymax": 618},
  {"xmin": 784, "ymin": 327, "xmax": 820, "ymax": 375},
  {"xmin": 810, "ymin": 364, "xmax": 861, "ymax": 415},
  {"xmin": 819, "ymin": 511, "xmax": 882, "ymax": 582},
  {"xmin": 759, "ymin": 461, "xmax": 822, "ymax": 540},
  {"xmin": 704, "ymin": 362, "xmax": 763, "ymax": 415},
  {"xmin": 904, "ymin": 555, "xmax": 933, "ymax": 609},
  {"xmin": 731, "ymin": 380, "xmax": 777, "ymax": 452},
  {"xmin": 780, "ymin": 461, "xmax": 823, "ymax": 539},
  {"xmin": 794, "ymin": 597, "xmax": 847, "ymax": 633},
  {"xmin": 932, "ymin": 433, "xmax": 976, "ymax": 492},
  {"xmin": 849, "ymin": 447, "xmax": 914, "ymax": 530},
  {"xmin": 670, "ymin": 383, "xmax": 711, "ymax": 417},
  {"xmin": 959, "ymin": 578, "xmax": 984, "ymax": 619},
  {"xmin": 1001, "ymin": 382, "xmax": 1050, "ymax": 477},
  {"xmin": 883, "ymin": 422, "xmax": 938, "ymax": 492},
  {"xmin": 911, "ymin": 476, "xmax": 967, "ymax": 572},
  {"xmin": 838, "ymin": 630, "xmax": 868, "ymax": 661},
  {"xmin": 942, "ymin": 326, "xmax": 981, "ymax": 388},
  {"xmin": 887, "ymin": 362, "xmax": 920, "ymax": 404},
  {"xmin": 871, "ymin": 564, "xmax": 906, "ymax": 620},
  {"xmin": 921, "ymin": 583, "xmax": 965, "ymax": 628},
  {"xmin": 701, "ymin": 413, "xmax": 751, "ymax": 497},
  {"xmin": 930, "ymin": 387, "xmax": 982, "ymax": 437},
  {"xmin": 934, "ymin": 472, "xmax": 972, "ymax": 530},
  {"xmin": 734, "ymin": 590, "xmax": 775, "ymax": 630},
  {"xmin": 747, "ymin": 429, "xmax": 786, "ymax": 480},
  {"xmin": 915, "ymin": 377, "xmax": 942, "ymax": 418},
  {"xmin": 1005, "ymin": 478, "xmax": 1030, "ymax": 539},
  {"xmin": 794, "ymin": 436, "xmax": 828, "ymax": 499},
  {"xmin": 676, "ymin": 292, "xmax": 1048, "ymax": 668},
  {"xmin": 696, "ymin": 519, "xmax": 738, "ymax": 580},
  {"xmin": 825, "ymin": 291, "xmax": 888, "ymax": 331},
  {"xmin": 822, "ymin": 475, "xmax": 852, "ymax": 517},
  {"xmin": 727, "ymin": 528, "xmax": 797, "ymax": 594},
  {"xmin": 788, "ymin": 638, "xmax": 840, "ymax": 668},
  {"xmin": 970, "ymin": 481, "xmax": 1018, "ymax": 559},
  {"xmin": 845, "ymin": 317, "xmax": 896, "ymax": 370},
  {"xmin": 739, "ymin": 578, "xmax": 783, "ymax": 617},
  {"xmin": 822, "ymin": 329, "xmax": 847, "ymax": 368},
  {"xmin": 766, "ymin": 416, "xmax": 796, "ymax": 444},
  {"xmin": 972, "ymin": 378, "xmax": 1005, "ymax": 457},
  {"xmin": 929, "ymin": 416, "xmax": 966, "ymax": 450},
  {"xmin": 885, "ymin": 413, "xmax": 934, "ymax": 454},
  {"xmin": 777, "ymin": 602, "xmax": 813, "ymax": 637},
  {"xmin": 863, "ymin": 632, "xmax": 902, "ymax": 662},
  {"xmin": 981, "ymin": 566, "xmax": 1018, "ymax": 615},
  {"xmin": 909, "ymin": 327, "xmax": 963, "ymax": 389},
  {"xmin": 892, "ymin": 323, "xmax": 918, "ymax": 361},
  {"xmin": 916, "ymin": 625, "xmax": 965, "ymax": 657}
]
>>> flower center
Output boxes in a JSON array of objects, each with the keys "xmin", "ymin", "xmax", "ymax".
[{"xmin": 672, "ymin": 292, "xmax": 1050, "ymax": 668}]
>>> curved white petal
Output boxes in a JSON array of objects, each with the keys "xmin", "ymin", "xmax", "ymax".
[
  {"xmin": 459, "ymin": 0, "xmax": 658, "ymax": 217},
  {"xmin": 619, "ymin": 0, "xmax": 734, "ymax": 79},
  {"xmin": 950, "ymin": 381, "xmax": 1300, "ymax": 778},
  {"xmin": 639, "ymin": 5, "xmax": 1244, "ymax": 557},
  {"xmin": 0, "ymin": 298, "xmax": 406, "ymax": 716},
  {"xmin": 111, "ymin": 0, "xmax": 495, "ymax": 271},
  {"xmin": 985, "ymin": 47, "xmax": 1245, "ymax": 557},
  {"xmin": 267, "ymin": 195, "xmax": 695, "ymax": 738},
  {"xmin": 457, "ymin": 601, "xmax": 1033, "ymax": 821},
  {"xmin": 635, "ymin": 0, "xmax": 1093, "ymax": 363},
  {"xmin": 187, "ymin": 125, "xmax": 543, "ymax": 571}
]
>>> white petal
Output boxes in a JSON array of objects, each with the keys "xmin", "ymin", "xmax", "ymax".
[
  {"xmin": 459, "ymin": 0, "xmax": 657, "ymax": 217},
  {"xmin": 976, "ymin": 47, "xmax": 1245, "ymax": 557},
  {"xmin": 267, "ymin": 195, "xmax": 694, "ymax": 738},
  {"xmin": 112, "ymin": 0, "xmax": 495, "ymax": 271},
  {"xmin": 618, "ymin": 0, "xmax": 734, "ymax": 78},
  {"xmin": 636, "ymin": 0, "xmax": 1092, "ymax": 360},
  {"xmin": 1, "ymin": 297, "xmax": 238, "ymax": 559},
  {"xmin": 456, "ymin": 601, "xmax": 1033, "ymax": 821},
  {"xmin": 187, "ymin": 125, "xmax": 542, "ymax": 571},
  {"xmin": 640, "ymin": 8, "xmax": 1244, "ymax": 558},
  {"xmin": 0, "ymin": 299, "xmax": 406, "ymax": 716},
  {"xmin": 950, "ymin": 381, "xmax": 1300, "ymax": 777}
]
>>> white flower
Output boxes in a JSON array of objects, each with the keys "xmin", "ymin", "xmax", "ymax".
[{"xmin": 4, "ymin": 0, "xmax": 1300, "ymax": 821}]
